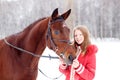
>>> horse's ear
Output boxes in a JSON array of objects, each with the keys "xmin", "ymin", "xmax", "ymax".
[
  {"xmin": 61, "ymin": 9, "xmax": 71, "ymax": 20},
  {"xmin": 51, "ymin": 8, "xmax": 58, "ymax": 20}
]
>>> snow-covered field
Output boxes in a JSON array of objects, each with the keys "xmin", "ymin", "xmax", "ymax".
[{"xmin": 37, "ymin": 39, "xmax": 120, "ymax": 80}]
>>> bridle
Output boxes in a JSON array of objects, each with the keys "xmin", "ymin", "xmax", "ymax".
[
  {"xmin": 46, "ymin": 17, "xmax": 71, "ymax": 52},
  {"xmin": 46, "ymin": 17, "xmax": 72, "ymax": 62}
]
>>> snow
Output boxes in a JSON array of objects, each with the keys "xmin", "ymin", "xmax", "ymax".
[
  {"xmin": 37, "ymin": 40, "xmax": 120, "ymax": 80},
  {"xmin": 37, "ymin": 47, "xmax": 65, "ymax": 80}
]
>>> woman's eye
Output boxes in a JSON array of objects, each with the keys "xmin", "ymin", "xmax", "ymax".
[
  {"xmin": 79, "ymin": 34, "xmax": 83, "ymax": 36},
  {"xmin": 54, "ymin": 30, "xmax": 60, "ymax": 35}
]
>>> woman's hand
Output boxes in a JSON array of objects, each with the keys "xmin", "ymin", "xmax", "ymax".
[
  {"xmin": 59, "ymin": 57, "xmax": 67, "ymax": 69},
  {"xmin": 72, "ymin": 59, "xmax": 80, "ymax": 68}
]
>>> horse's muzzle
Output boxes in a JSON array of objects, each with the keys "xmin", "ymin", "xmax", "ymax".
[{"xmin": 60, "ymin": 53, "xmax": 75, "ymax": 65}]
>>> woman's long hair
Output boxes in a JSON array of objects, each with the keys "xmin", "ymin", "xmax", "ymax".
[{"xmin": 73, "ymin": 25, "xmax": 91, "ymax": 56}]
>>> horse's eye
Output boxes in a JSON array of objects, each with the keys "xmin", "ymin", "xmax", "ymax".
[{"xmin": 54, "ymin": 30, "xmax": 60, "ymax": 35}]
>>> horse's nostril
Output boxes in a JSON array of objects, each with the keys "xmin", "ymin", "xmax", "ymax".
[{"xmin": 68, "ymin": 55, "xmax": 74, "ymax": 63}]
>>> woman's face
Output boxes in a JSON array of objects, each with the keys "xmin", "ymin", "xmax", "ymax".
[{"xmin": 74, "ymin": 29, "xmax": 84, "ymax": 45}]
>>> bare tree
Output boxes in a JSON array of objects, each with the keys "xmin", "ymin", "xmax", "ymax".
[
  {"xmin": 64, "ymin": 0, "xmax": 76, "ymax": 38},
  {"xmin": 0, "ymin": 0, "xmax": 120, "ymax": 39}
]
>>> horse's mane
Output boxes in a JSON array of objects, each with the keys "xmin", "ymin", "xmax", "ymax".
[
  {"xmin": 6, "ymin": 17, "xmax": 47, "ymax": 47},
  {"xmin": 16, "ymin": 17, "xmax": 47, "ymax": 38},
  {"xmin": 23, "ymin": 17, "xmax": 47, "ymax": 32}
]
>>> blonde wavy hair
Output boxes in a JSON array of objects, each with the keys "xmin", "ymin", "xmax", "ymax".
[{"xmin": 73, "ymin": 25, "xmax": 91, "ymax": 56}]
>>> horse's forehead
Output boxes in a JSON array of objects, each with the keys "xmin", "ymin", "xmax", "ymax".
[
  {"xmin": 64, "ymin": 27, "xmax": 70, "ymax": 34},
  {"xmin": 53, "ymin": 22, "xmax": 70, "ymax": 32},
  {"xmin": 62, "ymin": 23, "xmax": 70, "ymax": 32},
  {"xmin": 63, "ymin": 22, "xmax": 67, "ymax": 27}
]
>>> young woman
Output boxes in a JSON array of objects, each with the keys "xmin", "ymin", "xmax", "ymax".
[{"xmin": 59, "ymin": 25, "xmax": 98, "ymax": 80}]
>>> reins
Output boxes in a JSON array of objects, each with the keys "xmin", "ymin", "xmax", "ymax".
[
  {"xmin": 38, "ymin": 68, "xmax": 63, "ymax": 80},
  {"xmin": 4, "ymin": 38, "xmax": 63, "ymax": 80},
  {"xmin": 4, "ymin": 38, "xmax": 40, "ymax": 57}
]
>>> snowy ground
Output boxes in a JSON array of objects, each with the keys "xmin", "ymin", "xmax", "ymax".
[{"xmin": 36, "ymin": 39, "xmax": 120, "ymax": 80}]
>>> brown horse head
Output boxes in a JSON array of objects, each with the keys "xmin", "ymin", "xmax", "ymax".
[
  {"xmin": 0, "ymin": 8, "xmax": 76, "ymax": 80},
  {"xmin": 46, "ymin": 8, "xmax": 76, "ymax": 64},
  {"xmin": 46, "ymin": 8, "xmax": 71, "ymax": 51}
]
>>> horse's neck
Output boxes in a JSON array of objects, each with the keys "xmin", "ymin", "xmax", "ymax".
[
  {"xmin": 23, "ymin": 18, "xmax": 49, "ymax": 56},
  {"xmin": 25, "ymin": 19, "xmax": 49, "ymax": 68},
  {"xmin": 7, "ymin": 18, "xmax": 49, "ymax": 68}
]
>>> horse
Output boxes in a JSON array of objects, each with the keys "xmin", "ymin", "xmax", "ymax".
[{"xmin": 0, "ymin": 8, "xmax": 76, "ymax": 80}]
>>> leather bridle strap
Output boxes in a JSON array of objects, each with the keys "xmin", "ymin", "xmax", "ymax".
[{"xmin": 46, "ymin": 18, "xmax": 70, "ymax": 52}]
